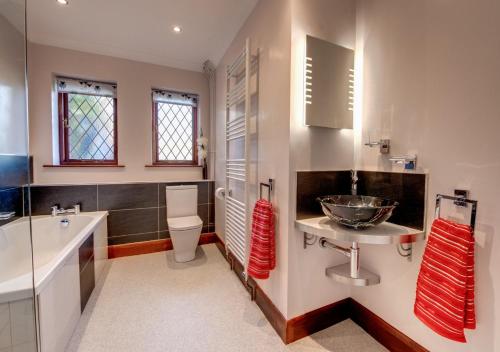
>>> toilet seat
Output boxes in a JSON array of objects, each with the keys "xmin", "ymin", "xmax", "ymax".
[{"xmin": 167, "ymin": 215, "xmax": 203, "ymax": 231}]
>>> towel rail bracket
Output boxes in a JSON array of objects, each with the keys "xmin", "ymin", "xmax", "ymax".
[
  {"xmin": 435, "ymin": 193, "xmax": 478, "ymax": 231},
  {"xmin": 259, "ymin": 179, "xmax": 274, "ymax": 201}
]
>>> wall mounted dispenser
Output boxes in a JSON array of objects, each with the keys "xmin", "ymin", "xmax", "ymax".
[{"xmin": 364, "ymin": 138, "xmax": 390, "ymax": 154}]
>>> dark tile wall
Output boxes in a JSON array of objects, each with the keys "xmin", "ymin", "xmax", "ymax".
[
  {"xmin": 296, "ymin": 171, "xmax": 352, "ymax": 220},
  {"xmin": 27, "ymin": 181, "xmax": 215, "ymax": 245},
  {"xmin": 296, "ymin": 170, "xmax": 426, "ymax": 230},
  {"xmin": 0, "ymin": 155, "xmax": 32, "ymax": 189},
  {"xmin": 0, "ymin": 155, "xmax": 32, "ymax": 226},
  {"xmin": 357, "ymin": 171, "xmax": 426, "ymax": 231},
  {"xmin": 0, "ymin": 187, "xmax": 23, "ymax": 226}
]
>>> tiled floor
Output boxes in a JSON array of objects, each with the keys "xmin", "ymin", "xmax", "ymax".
[{"xmin": 66, "ymin": 244, "xmax": 387, "ymax": 352}]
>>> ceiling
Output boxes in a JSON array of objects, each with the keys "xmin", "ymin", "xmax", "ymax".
[{"xmin": 27, "ymin": 0, "xmax": 258, "ymax": 72}]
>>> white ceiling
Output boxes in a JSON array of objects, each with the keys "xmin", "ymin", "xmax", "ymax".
[{"xmin": 27, "ymin": 0, "xmax": 258, "ymax": 72}]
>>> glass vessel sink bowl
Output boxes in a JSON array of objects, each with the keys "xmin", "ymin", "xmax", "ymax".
[{"xmin": 316, "ymin": 195, "xmax": 399, "ymax": 229}]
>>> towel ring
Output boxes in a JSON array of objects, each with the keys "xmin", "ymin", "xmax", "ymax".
[
  {"xmin": 435, "ymin": 194, "xmax": 478, "ymax": 231},
  {"xmin": 259, "ymin": 179, "xmax": 274, "ymax": 201}
]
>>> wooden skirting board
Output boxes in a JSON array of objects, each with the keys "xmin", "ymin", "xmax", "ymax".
[
  {"xmin": 215, "ymin": 238, "xmax": 428, "ymax": 351},
  {"xmin": 108, "ymin": 232, "xmax": 218, "ymax": 259}
]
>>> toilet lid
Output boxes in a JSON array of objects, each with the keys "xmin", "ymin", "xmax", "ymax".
[{"xmin": 167, "ymin": 215, "xmax": 203, "ymax": 231}]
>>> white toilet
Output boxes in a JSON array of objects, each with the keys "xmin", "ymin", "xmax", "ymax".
[{"xmin": 166, "ymin": 185, "xmax": 203, "ymax": 262}]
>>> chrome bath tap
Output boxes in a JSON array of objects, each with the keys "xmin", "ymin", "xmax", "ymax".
[{"xmin": 51, "ymin": 204, "xmax": 81, "ymax": 217}]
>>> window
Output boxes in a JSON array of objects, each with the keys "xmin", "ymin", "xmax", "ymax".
[
  {"xmin": 56, "ymin": 77, "xmax": 117, "ymax": 165},
  {"xmin": 152, "ymin": 89, "xmax": 198, "ymax": 165}
]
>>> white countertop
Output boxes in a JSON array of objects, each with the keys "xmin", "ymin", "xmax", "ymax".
[{"xmin": 295, "ymin": 216, "xmax": 425, "ymax": 245}]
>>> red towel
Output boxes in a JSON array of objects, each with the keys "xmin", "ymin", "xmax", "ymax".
[
  {"xmin": 414, "ymin": 218, "xmax": 475, "ymax": 343},
  {"xmin": 247, "ymin": 199, "xmax": 275, "ymax": 279}
]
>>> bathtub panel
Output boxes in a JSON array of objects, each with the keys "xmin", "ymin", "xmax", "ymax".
[
  {"xmin": 94, "ymin": 219, "xmax": 108, "ymax": 282},
  {"xmin": 38, "ymin": 250, "xmax": 80, "ymax": 352},
  {"xmin": 9, "ymin": 300, "xmax": 35, "ymax": 347},
  {"xmin": 0, "ymin": 303, "xmax": 10, "ymax": 349},
  {"xmin": 78, "ymin": 234, "xmax": 94, "ymax": 272},
  {"xmin": 79, "ymin": 255, "xmax": 95, "ymax": 313}
]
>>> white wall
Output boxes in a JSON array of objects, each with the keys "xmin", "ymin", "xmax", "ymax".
[
  {"xmin": 215, "ymin": 0, "xmax": 292, "ymax": 316},
  {"xmin": 0, "ymin": 11, "xmax": 28, "ymax": 156},
  {"xmin": 28, "ymin": 43, "xmax": 209, "ymax": 184},
  {"xmin": 287, "ymin": 0, "xmax": 356, "ymax": 319},
  {"xmin": 216, "ymin": 5, "xmax": 500, "ymax": 350},
  {"xmin": 352, "ymin": 1, "xmax": 500, "ymax": 351}
]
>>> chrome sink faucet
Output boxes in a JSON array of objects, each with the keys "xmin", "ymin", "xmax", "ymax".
[
  {"xmin": 351, "ymin": 170, "xmax": 358, "ymax": 196},
  {"xmin": 51, "ymin": 204, "xmax": 80, "ymax": 217}
]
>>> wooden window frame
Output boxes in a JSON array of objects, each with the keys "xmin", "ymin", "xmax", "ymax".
[
  {"xmin": 152, "ymin": 100, "xmax": 198, "ymax": 166},
  {"xmin": 58, "ymin": 92, "xmax": 118, "ymax": 166}
]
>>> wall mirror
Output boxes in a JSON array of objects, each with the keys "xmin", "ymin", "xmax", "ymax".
[{"xmin": 305, "ymin": 35, "xmax": 354, "ymax": 129}]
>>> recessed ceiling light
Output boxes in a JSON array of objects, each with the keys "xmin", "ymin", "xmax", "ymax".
[
  {"xmin": 172, "ymin": 25, "xmax": 182, "ymax": 33},
  {"xmin": 57, "ymin": 0, "xmax": 69, "ymax": 5}
]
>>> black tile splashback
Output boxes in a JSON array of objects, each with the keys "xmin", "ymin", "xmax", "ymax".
[
  {"xmin": 107, "ymin": 208, "xmax": 158, "ymax": 237},
  {"xmin": 357, "ymin": 171, "xmax": 426, "ymax": 231},
  {"xmin": 0, "ymin": 187, "xmax": 23, "ymax": 226},
  {"xmin": 108, "ymin": 232, "xmax": 159, "ymax": 246},
  {"xmin": 0, "ymin": 155, "xmax": 32, "ymax": 226},
  {"xmin": 296, "ymin": 171, "xmax": 352, "ymax": 220},
  {"xmin": 296, "ymin": 170, "xmax": 426, "ymax": 230},
  {"xmin": 97, "ymin": 183, "xmax": 158, "ymax": 210},
  {"xmin": 28, "ymin": 181, "xmax": 215, "ymax": 245},
  {"xmin": 27, "ymin": 185, "xmax": 98, "ymax": 215},
  {"xmin": 0, "ymin": 155, "xmax": 32, "ymax": 189}
]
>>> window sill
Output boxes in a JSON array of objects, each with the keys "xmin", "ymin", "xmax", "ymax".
[
  {"xmin": 145, "ymin": 164, "xmax": 202, "ymax": 168},
  {"xmin": 43, "ymin": 164, "xmax": 126, "ymax": 168}
]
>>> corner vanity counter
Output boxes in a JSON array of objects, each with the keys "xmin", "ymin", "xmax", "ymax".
[
  {"xmin": 296, "ymin": 169, "xmax": 428, "ymax": 287},
  {"xmin": 295, "ymin": 216, "xmax": 425, "ymax": 245}
]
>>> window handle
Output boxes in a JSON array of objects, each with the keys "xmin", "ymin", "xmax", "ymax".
[{"xmin": 64, "ymin": 119, "xmax": 69, "ymax": 128}]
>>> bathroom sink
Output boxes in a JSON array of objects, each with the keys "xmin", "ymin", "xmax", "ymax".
[{"xmin": 316, "ymin": 195, "xmax": 398, "ymax": 229}]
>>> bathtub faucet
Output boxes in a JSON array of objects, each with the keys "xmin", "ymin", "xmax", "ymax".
[{"xmin": 51, "ymin": 204, "xmax": 81, "ymax": 217}]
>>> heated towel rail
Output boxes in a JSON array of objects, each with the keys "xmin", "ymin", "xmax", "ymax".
[{"xmin": 225, "ymin": 38, "xmax": 257, "ymax": 277}]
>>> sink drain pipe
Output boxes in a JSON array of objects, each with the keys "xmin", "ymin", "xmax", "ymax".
[{"xmin": 319, "ymin": 238, "xmax": 360, "ymax": 279}]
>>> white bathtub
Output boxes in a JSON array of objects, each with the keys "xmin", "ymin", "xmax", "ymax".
[
  {"xmin": 0, "ymin": 212, "xmax": 108, "ymax": 352},
  {"xmin": 0, "ymin": 211, "xmax": 108, "ymax": 304}
]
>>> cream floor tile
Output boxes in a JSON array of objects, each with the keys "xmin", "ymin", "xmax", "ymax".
[{"xmin": 66, "ymin": 245, "xmax": 386, "ymax": 352}]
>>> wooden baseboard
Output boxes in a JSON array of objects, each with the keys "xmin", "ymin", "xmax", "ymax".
[
  {"xmin": 350, "ymin": 299, "xmax": 429, "ymax": 352},
  {"xmin": 108, "ymin": 232, "xmax": 218, "ymax": 259},
  {"xmin": 286, "ymin": 298, "xmax": 351, "ymax": 344},
  {"xmin": 253, "ymin": 279, "xmax": 287, "ymax": 342},
  {"xmin": 214, "ymin": 234, "xmax": 227, "ymax": 260},
  {"xmin": 220, "ymin": 248, "xmax": 426, "ymax": 351}
]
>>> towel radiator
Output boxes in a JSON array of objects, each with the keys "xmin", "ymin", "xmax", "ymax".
[{"xmin": 225, "ymin": 38, "xmax": 256, "ymax": 278}]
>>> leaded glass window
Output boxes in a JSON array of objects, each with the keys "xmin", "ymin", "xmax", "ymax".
[
  {"xmin": 57, "ymin": 77, "xmax": 118, "ymax": 165},
  {"xmin": 152, "ymin": 89, "xmax": 198, "ymax": 165}
]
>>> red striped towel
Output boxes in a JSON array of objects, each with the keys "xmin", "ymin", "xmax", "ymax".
[
  {"xmin": 248, "ymin": 199, "xmax": 275, "ymax": 279},
  {"xmin": 414, "ymin": 218, "xmax": 475, "ymax": 343}
]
